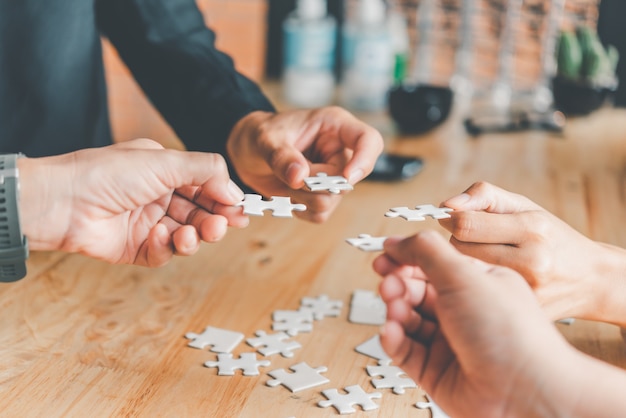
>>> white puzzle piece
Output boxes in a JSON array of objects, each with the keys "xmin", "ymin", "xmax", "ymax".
[
  {"xmin": 304, "ymin": 172, "xmax": 354, "ymax": 194},
  {"xmin": 367, "ymin": 359, "xmax": 417, "ymax": 395},
  {"xmin": 184, "ymin": 326, "xmax": 244, "ymax": 353},
  {"xmin": 345, "ymin": 234, "xmax": 388, "ymax": 252},
  {"xmin": 204, "ymin": 352, "xmax": 271, "ymax": 376},
  {"xmin": 385, "ymin": 204, "xmax": 453, "ymax": 221},
  {"xmin": 266, "ymin": 362, "xmax": 330, "ymax": 392},
  {"xmin": 318, "ymin": 385, "xmax": 382, "ymax": 414},
  {"xmin": 235, "ymin": 194, "xmax": 306, "ymax": 218},
  {"xmin": 349, "ymin": 289, "xmax": 386, "ymax": 326},
  {"xmin": 355, "ymin": 335, "xmax": 390, "ymax": 362},
  {"xmin": 300, "ymin": 294, "xmax": 343, "ymax": 320},
  {"xmin": 272, "ymin": 309, "xmax": 314, "ymax": 336},
  {"xmin": 246, "ymin": 330, "xmax": 301, "ymax": 358},
  {"xmin": 556, "ymin": 318, "xmax": 575, "ymax": 325},
  {"xmin": 415, "ymin": 394, "xmax": 451, "ymax": 418}
]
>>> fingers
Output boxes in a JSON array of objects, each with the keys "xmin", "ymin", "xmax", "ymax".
[
  {"xmin": 441, "ymin": 181, "xmax": 540, "ymax": 213},
  {"xmin": 380, "ymin": 320, "xmax": 428, "ymax": 379},
  {"xmin": 441, "ymin": 210, "xmax": 536, "ymax": 245}
]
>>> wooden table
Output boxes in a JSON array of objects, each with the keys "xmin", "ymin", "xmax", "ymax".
[{"xmin": 1, "ymin": 107, "xmax": 626, "ymax": 417}]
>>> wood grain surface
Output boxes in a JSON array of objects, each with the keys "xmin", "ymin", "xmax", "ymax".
[{"xmin": 1, "ymin": 107, "xmax": 625, "ymax": 417}]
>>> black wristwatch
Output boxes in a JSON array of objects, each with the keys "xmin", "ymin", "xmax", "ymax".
[{"xmin": 0, "ymin": 154, "xmax": 28, "ymax": 282}]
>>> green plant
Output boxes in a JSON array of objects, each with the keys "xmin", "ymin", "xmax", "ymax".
[{"xmin": 556, "ymin": 26, "xmax": 619, "ymax": 88}]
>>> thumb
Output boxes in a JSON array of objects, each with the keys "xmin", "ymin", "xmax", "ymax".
[
  {"xmin": 260, "ymin": 142, "xmax": 310, "ymax": 189},
  {"xmin": 442, "ymin": 181, "xmax": 539, "ymax": 214}
]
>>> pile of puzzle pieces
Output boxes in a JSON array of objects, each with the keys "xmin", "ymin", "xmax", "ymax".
[
  {"xmin": 184, "ymin": 293, "xmax": 449, "ymax": 416},
  {"xmin": 186, "ymin": 173, "xmax": 453, "ymax": 415}
]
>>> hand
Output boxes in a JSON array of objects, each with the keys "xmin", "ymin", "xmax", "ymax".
[
  {"xmin": 18, "ymin": 139, "xmax": 249, "ymax": 267},
  {"xmin": 372, "ymin": 231, "xmax": 596, "ymax": 417},
  {"xmin": 438, "ymin": 181, "xmax": 626, "ymax": 326},
  {"xmin": 226, "ymin": 107, "xmax": 383, "ymax": 223}
]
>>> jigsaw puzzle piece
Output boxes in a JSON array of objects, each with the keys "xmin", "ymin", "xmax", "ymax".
[
  {"xmin": 415, "ymin": 394, "xmax": 451, "ymax": 417},
  {"xmin": 235, "ymin": 194, "xmax": 306, "ymax": 218},
  {"xmin": 385, "ymin": 204, "xmax": 453, "ymax": 221},
  {"xmin": 246, "ymin": 330, "xmax": 301, "ymax": 358},
  {"xmin": 266, "ymin": 362, "xmax": 329, "ymax": 392},
  {"xmin": 345, "ymin": 234, "xmax": 388, "ymax": 252},
  {"xmin": 355, "ymin": 335, "xmax": 390, "ymax": 362},
  {"xmin": 349, "ymin": 289, "xmax": 386, "ymax": 325},
  {"xmin": 300, "ymin": 294, "xmax": 343, "ymax": 320},
  {"xmin": 367, "ymin": 359, "xmax": 417, "ymax": 395},
  {"xmin": 272, "ymin": 309, "xmax": 314, "ymax": 336},
  {"xmin": 184, "ymin": 326, "xmax": 244, "ymax": 353},
  {"xmin": 204, "ymin": 352, "xmax": 271, "ymax": 376},
  {"xmin": 318, "ymin": 384, "xmax": 382, "ymax": 414},
  {"xmin": 304, "ymin": 172, "xmax": 354, "ymax": 194}
]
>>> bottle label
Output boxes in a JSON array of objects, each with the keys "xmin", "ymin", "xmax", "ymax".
[{"xmin": 284, "ymin": 25, "xmax": 336, "ymax": 71}]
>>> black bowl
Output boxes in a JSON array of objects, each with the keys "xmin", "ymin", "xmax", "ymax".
[
  {"xmin": 387, "ymin": 84, "xmax": 454, "ymax": 135},
  {"xmin": 552, "ymin": 76, "xmax": 616, "ymax": 116}
]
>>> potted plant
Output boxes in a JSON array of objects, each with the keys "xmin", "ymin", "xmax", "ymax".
[{"xmin": 553, "ymin": 26, "xmax": 619, "ymax": 116}]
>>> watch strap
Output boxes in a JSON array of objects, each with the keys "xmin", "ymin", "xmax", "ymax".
[{"xmin": 0, "ymin": 154, "xmax": 28, "ymax": 282}]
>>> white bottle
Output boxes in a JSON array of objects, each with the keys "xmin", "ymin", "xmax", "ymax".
[
  {"xmin": 341, "ymin": 0, "xmax": 394, "ymax": 111},
  {"xmin": 282, "ymin": 0, "xmax": 337, "ymax": 108}
]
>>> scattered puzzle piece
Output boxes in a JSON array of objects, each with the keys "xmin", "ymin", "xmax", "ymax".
[
  {"xmin": 556, "ymin": 318, "xmax": 575, "ymax": 325},
  {"xmin": 184, "ymin": 326, "xmax": 244, "ymax": 353},
  {"xmin": 246, "ymin": 330, "xmax": 301, "ymax": 358},
  {"xmin": 300, "ymin": 294, "xmax": 343, "ymax": 320},
  {"xmin": 266, "ymin": 362, "xmax": 330, "ymax": 392},
  {"xmin": 304, "ymin": 172, "xmax": 353, "ymax": 194},
  {"xmin": 345, "ymin": 234, "xmax": 388, "ymax": 252},
  {"xmin": 204, "ymin": 352, "xmax": 271, "ymax": 376},
  {"xmin": 367, "ymin": 359, "xmax": 417, "ymax": 395},
  {"xmin": 349, "ymin": 289, "xmax": 386, "ymax": 326},
  {"xmin": 235, "ymin": 194, "xmax": 306, "ymax": 218},
  {"xmin": 355, "ymin": 335, "xmax": 390, "ymax": 361},
  {"xmin": 318, "ymin": 384, "xmax": 382, "ymax": 414},
  {"xmin": 385, "ymin": 204, "xmax": 453, "ymax": 221},
  {"xmin": 272, "ymin": 309, "xmax": 314, "ymax": 336},
  {"xmin": 415, "ymin": 394, "xmax": 451, "ymax": 418}
]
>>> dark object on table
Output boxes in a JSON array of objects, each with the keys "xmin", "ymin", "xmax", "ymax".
[
  {"xmin": 552, "ymin": 76, "xmax": 616, "ymax": 116},
  {"xmin": 365, "ymin": 153, "xmax": 424, "ymax": 182},
  {"xmin": 464, "ymin": 109, "xmax": 566, "ymax": 137},
  {"xmin": 387, "ymin": 84, "xmax": 453, "ymax": 135}
]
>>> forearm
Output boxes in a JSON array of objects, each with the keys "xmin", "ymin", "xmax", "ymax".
[{"xmin": 586, "ymin": 242, "xmax": 626, "ymax": 327}]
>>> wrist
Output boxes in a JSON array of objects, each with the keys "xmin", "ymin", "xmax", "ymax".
[{"xmin": 586, "ymin": 242, "xmax": 626, "ymax": 327}]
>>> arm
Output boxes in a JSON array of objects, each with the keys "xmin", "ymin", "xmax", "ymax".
[
  {"xmin": 438, "ymin": 181, "xmax": 626, "ymax": 327},
  {"xmin": 373, "ymin": 231, "xmax": 626, "ymax": 418},
  {"xmin": 17, "ymin": 139, "xmax": 248, "ymax": 268},
  {"xmin": 94, "ymin": 0, "xmax": 274, "ymax": 181}
]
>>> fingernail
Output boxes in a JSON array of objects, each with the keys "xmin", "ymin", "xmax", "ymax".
[
  {"xmin": 286, "ymin": 162, "xmax": 303, "ymax": 182},
  {"xmin": 445, "ymin": 192, "xmax": 471, "ymax": 208},
  {"xmin": 348, "ymin": 168, "xmax": 364, "ymax": 183},
  {"xmin": 228, "ymin": 180, "xmax": 244, "ymax": 201}
]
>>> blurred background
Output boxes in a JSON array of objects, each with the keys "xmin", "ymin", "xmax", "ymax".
[{"xmin": 102, "ymin": 0, "xmax": 625, "ymax": 147}]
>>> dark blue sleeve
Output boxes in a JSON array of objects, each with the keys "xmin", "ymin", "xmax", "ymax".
[{"xmin": 95, "ymin": 0, "xmax": 275, "ymax": 181}]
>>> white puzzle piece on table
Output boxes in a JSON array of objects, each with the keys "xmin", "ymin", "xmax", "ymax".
[
  {"xmin": 349, "ymin": 289, "xmax": 386, "ymax": 326},
  {"xmin": 246, "ymin": 330, "xmax": 301, "ymax": 358},
  {"xmin": 345, "ymin": 234, "xmax": 388, "ymax": 252},
  {"xmin": 415, "ymin": 394, "xmax": 451, "ymax": 418},
  {"xmin": 272, "ymin": 309, "xmax": 314, "ymax": 336},
  {"xmin": 300, "ymin": 294, "xmax": 343, "ymax": 320},
  {"xmin": 266, "ymin": 362, "xmax": 330, "ymax": 392},
  {"xmin": 304, "ymin": 172, "xmax": 354, "ymax": 194},
  {"xmin": 385, "ymin": 204, "xmax": 453, "ymax": 221},
  {"xmin": 355, "ymin": 335, "xmax": 390, "ymax": 362},
  {"xmin": 204, "ymin": 352, "xmax": 271, "ymax": 376},
  {"xmin": 235, "ymin": 194, "xmax": 306, "ymax": 218},
  {"xmin": 184, "ymin": 326, "xmax": 244, "ymax": 353},
  {"xmin": 318, "ymin": 385, "xmax": 382, "ymax": 414},
  {"xmin": 366, "ymin": 359, "xmax": 417, "ymax": 395}
]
